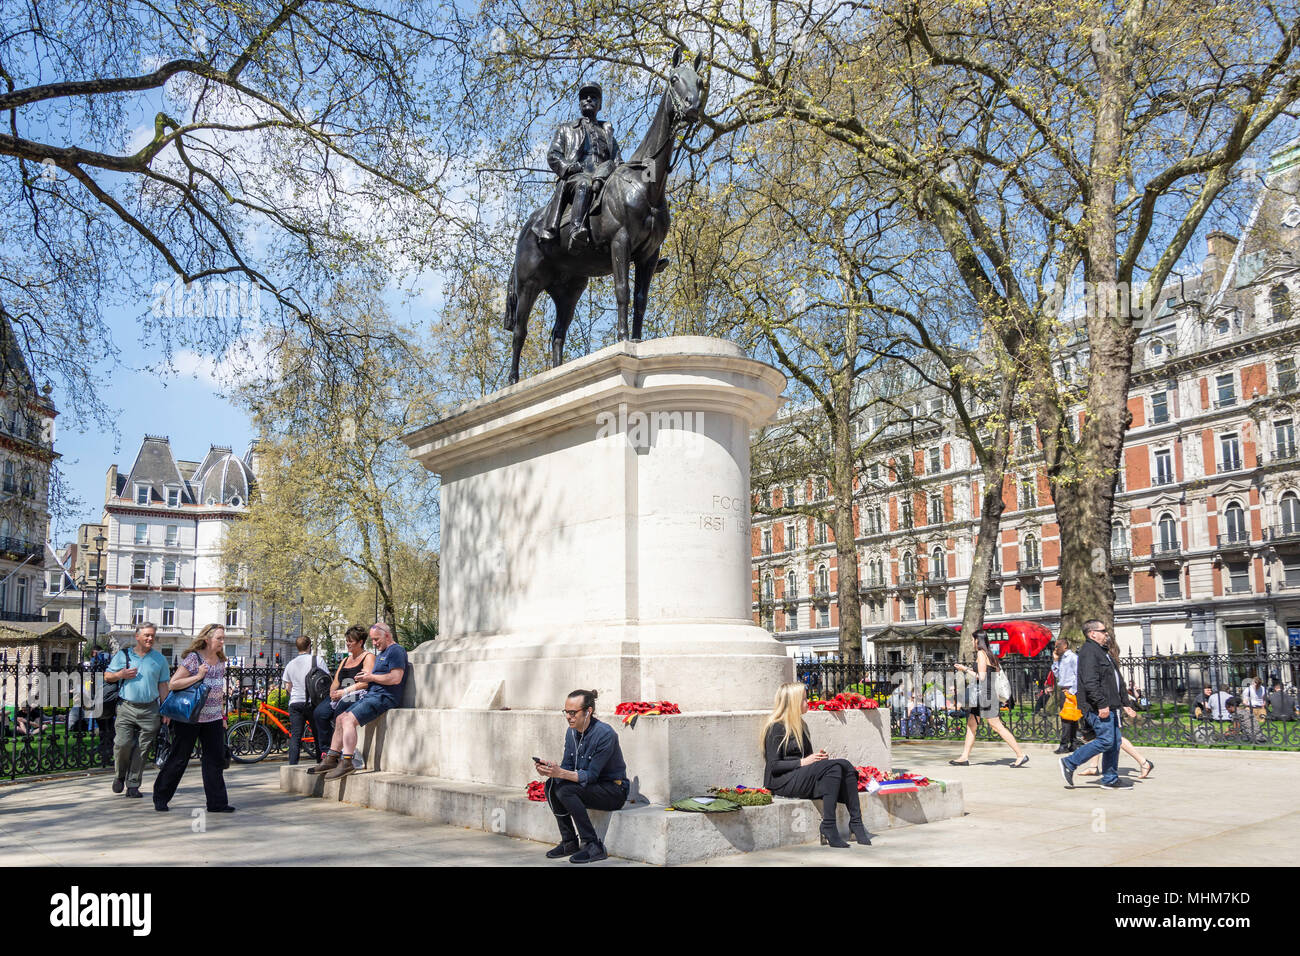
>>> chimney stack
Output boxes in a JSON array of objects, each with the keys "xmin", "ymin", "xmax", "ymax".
[{"xmin": 1204, "ymin": 231, "xmax": 1238, "ymax": 293}]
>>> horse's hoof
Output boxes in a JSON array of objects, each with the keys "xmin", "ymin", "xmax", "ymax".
[{"xmin": 507, "ymin": 374, "xmax": 519, "ymax": 386}]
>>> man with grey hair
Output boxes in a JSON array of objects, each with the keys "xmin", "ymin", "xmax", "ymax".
[
  {"xmin": 313, "ymin": 621, "xmax": 407, "ymax": 779},
  {"xmin": 104, "ymin": 622, "xmax": 171, "ymax": 798},
  {"xmin": 1059, "ymin": 620, "xmax": 1136, "ymax": 790}
]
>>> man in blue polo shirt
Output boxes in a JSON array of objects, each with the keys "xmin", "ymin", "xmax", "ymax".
[
  {"xmin": 314, "ymin": 621, "xmax": 406, "ymax": 780},
  {"xmin": 105, "ymin": 623, "xmax": 172, "ymax": 798}
]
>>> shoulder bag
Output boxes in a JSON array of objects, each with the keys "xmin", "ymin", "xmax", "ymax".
[{"xmin": 159, "ymin": 660, "xmax": 211, "ymax": 723}]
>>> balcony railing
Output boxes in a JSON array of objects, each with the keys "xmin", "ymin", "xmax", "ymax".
[
  {"xmin": 1016, "ymin": 558, "xmax": 1042, "ymax": 574},
  {"xmin": 897, "ymin": 571, "xmax": 916, "ymax": 587},
  {"xmin": 1268, "ymin": 524, "xmax": 1300, "ymax": 545},
  {"xmin": 1153, "ymin": 473, "xmax": 1177, "ymax": 486},
  {"xmin": 1152, "ymin": 542, "xmax": 1181, "ymax": 560},
  {"xmin": 0, "ymin": 536, "xmax": 43, "ymax": 561},
  {"xmin": 1217, "ymin": 531, "xmax": 1251, "ymax": 549},
  {"xmin": 1215, "ymin": 395, "xmax": 1237, "ymax": 409},
  {"xmin": 813, "ymin": 587, "xmax": 831, "ymax": 603},
  {"xmin": 1217, "ymin": 455, "xmax": 1243, "ymax": 473},
  {"xmin": 1110, "ymin": 547, "xmax": 1131, "ymax": 564}
]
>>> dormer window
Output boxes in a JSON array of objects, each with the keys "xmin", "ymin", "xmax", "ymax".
[
  {"xmin": 1149, "ymin": 340, "xmax": 1164, "ymax": 359},
  {"xmin": 135, "ymin": 484, "xmax": 150, "ymax": 505},
  {"xmin": 166, "ymin": 487, "xmax": 180, "ymax": 508}
]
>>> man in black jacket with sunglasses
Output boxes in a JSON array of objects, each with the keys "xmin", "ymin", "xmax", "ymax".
[{"xmin": 1060, "ymin": 620, "xmax": 1136, "ymax": 790}]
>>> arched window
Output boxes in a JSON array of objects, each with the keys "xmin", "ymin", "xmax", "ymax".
[
  {"xmin": 1023, "ymin": 534, "xmax": 1040, "ymax": 568},
  {"xmin": 763, "ymin": 574, "xmax": 774, "ymax": 601},
  {"xmin": 1111, "ymin": 521, "xmax": 1128, "ymax": 552},
  {"xmin": 901, "ymin": 552, "xmax": 915, "ymax": 582},
  {"xmin": 1272, "ymin": 284, "xmax": 1292, "ymax": 323},
  {"xmin": 1224, "ymin": 501, "xmax": 1247, "ymax": 542},
  {"xmin": 1158, "ymin": 512, "xmax": 1179, "ymax": 552},
  {"xmin": 785, "ymin": 570, "xmax": 797, "ymax": 598},
  {"xmin": 132, "ymin": 558, "xmax": 146, "ymax": 583},
  {"xmin": 1282, "ymin": 492, "xmax": 1300, "ymax": 535},
  {"xmin": 930, "ymin": 546, "xmax": 946, "ymax": 579},
  {"xmin": 1149, "ymin": 339, "xmax": 1164, "ymax": 359},
  {"xmin": 817, "ymin": 565, "xmax": 829, "ymax": 593}
]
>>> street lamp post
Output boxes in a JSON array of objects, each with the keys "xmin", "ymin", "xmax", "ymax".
[{"xmin": 93, "ymin": 531, "xmax": 106, "ymax": 655}]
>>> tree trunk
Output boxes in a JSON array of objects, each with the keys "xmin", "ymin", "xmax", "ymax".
[
  {"xmin": 958, "ymin": 374, "xmax": 1015, "ymax": 659},
  {"xmin": 831, "ymin": 377, "xmax": 862, "ymax": 659}
]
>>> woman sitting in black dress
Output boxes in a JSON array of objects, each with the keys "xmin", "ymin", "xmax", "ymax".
[{"xmin": 762, "ymin": 682, "xmax": 870, "ymax": 848}]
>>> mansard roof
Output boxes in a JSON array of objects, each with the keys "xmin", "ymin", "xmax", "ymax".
[
  {"xmin": 196, "ymin": 452, "xmax": 252, "ymax": 506},
  {"xmin": 123, "ymin": 435, "xmax": 191, "ymax": 504}
]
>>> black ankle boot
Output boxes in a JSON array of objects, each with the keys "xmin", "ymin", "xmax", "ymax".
[{"xmin": 819, "ymin": 820, "xmax": 850, "ymax": 848}]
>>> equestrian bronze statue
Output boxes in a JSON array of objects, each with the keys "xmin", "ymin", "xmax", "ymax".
[{"xmin": 503, "ymin": 49, "xmax": 705, "ymax": 385}]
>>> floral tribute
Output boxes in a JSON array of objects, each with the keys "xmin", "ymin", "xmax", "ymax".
[
  {"xmin": 807, "ymin": 692, "xmax": 880, "ymax": 712},
  {"xmin": 707, "ymin": 785, "xmax": 773, "ymax": 806},
  {"xmin": 855, "ymin": 766, "xmax": 930, "ymax": 792},
  {"xmin": 614, "ymin": 701, "xmax": 681, "ymax": 716},
  {"xmin": 526, "ymin": 780, "xmax": 546, "ymax": 801}
]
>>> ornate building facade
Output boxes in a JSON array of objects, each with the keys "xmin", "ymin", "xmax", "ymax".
[
  {"xmin": 753, "ymin": 145, "xmax": 1300, "ymax": 662},
  {"xmin": 101, "ymin": 436, "xmax": 261, "ymax": 661}
]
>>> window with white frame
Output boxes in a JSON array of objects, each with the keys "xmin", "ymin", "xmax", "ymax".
[
  {"xmin": 1282, "ymin": 491, "xmax": 1300, "ymax": 535},
  {"xmin": 928, "ymin": 493, "xmax": 944, "ymax": 525},
  {"xmin": 134, "ymin": 523, "xmax": 147, "ymax": 545},
  {"xmin": 815, "ymin": 520, "xmax": 829, "ymax": 545},
  {"xmin": 1271, "ymin": 284, "xmax": 1292, "ymax": 323},
  {"xmin": 1223, "ymin": 501, "xmax": 1247, "ymax": 543},
  {"xmin": 1227, "ymin": 560, "xmax": 1251, "ymax": 594},
  {"xmin": 1215, "ymin": 372, "xmax": 1237, "ymax": 408},
  {"xmin": 131, "ymin": 599, "xmax": 145, "ymax": 625},
  {"xmin": 817, "ymin": 604, "xmax": 830, "ymax": 628},
  {"xmin": 1154, "ymin": 448, "xmax": 1174, "ymax": 485},
  {"xmin": 930, "ymin": 546, "xmax": 946, "ymax": 579},
  {"xmin": 784, "ymin": 521, "xmax": 796, "ymax": 551},
  {"xmin": 1218, "ymin": 433, "xmax": 1242, "ymax": 472},
  {"xmin": 1113, "ymin": 573, "xmax": 1130, "ymax": 604},
  {"xmin": 900, "ymin": 499, "xmax": 913, "ymax": 529},
  {"xmin": 1111, "ymin": 521, "xmax": 1129, "ymax": 556},
  {"xmin": 162, "ymin": 600, "xmax": 176, "ymax": 627},
  {"xmin": 1276, "ymin": 419, "xmax": 1296, "ymax": 460},
  {"xmin": 761, "ymin": 528, "xmax": 772, "ymax": 554},
  {"xmin": 1151, "ymin": 391, "xmax": 1169, "ymax": 424},
  {"xmin": 1023, "ymin": 580, "xmax": 1042, "ymax": 611},
  {"xmin": 166, "ymin": 487, "xmax": 180, "ymax": 508},
  {"xmin": 1019, "ymin": 477, "xmax": 1037, "ymax": 510},
  {"xmin": 785, "ymin": 570, "xmax": 797, "ymax": 599},
  {"xmin": 902, "ymin": 594, "xmax": 917, "ymax": 621},
  {"xmin": 135, "ymin": 484, "xmax": 150, "ymax": 505},
  {"xmin": 165, "ymin": 524, "xmax": 179, "ymax": 547},
  {"xmin": 785, "ymin": 607, "xmax": 798, "ymax": 631},
  {"xmin": 132, "ymin": 558, "xmax": 146, "ymax": 583},
  {"xmin": 763, "ymin": 574, "xmax": 774, "ymax": 601},
  {"xmin": 163, "ymin": 560, "xmax": 177, "ymax": 585},
  {"xmin": 927, "ymin": 446, "xmax": 941, "ymax": 474},
  {"xmin": 816, "ymin": 565, "xmax": 829, "ymax": 594},
  {"xmin": 1160, "ymin": 568, "xmax": 1181, "ymax": 600},
  {"xmin": 1158, "ymin": 513, "xmax": 1179, "ymax": 553},
  {"xmin": 225, "ymin": 601, "xmax": 240, "ymax": 627},
  {"xmin": 1019, "ymin": 424, "xmax": 1035, "ymax": 455},
  {"xmin": 1279, "ymin": 357, "xmax": 1298, "ymax": 393},
  {"xmin": 784, "ymin": 485, "xmax": 795, "ymax": 507},
  {"xmin": 1022, "ymin": 534, "xmax": 1040, "ymax": 569}
]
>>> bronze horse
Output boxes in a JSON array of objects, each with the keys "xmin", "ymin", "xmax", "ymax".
[{"xmin": 504, "ymin": 50, "xmax": 705, "ymax": 384}]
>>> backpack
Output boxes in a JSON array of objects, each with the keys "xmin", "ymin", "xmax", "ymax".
[{"xmin": 305, "ymin": 656, "xmax": 332, "ymax": 709}]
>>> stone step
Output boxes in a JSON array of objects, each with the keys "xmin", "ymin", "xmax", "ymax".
[{"xmin": 281, "ymin": 766, "xmax": 964, "ymax": 865}]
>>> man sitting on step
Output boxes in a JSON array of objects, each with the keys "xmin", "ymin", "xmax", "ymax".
[{"xmin": 535, "ymin": 688, "xmax": 629, "ymax": 864}]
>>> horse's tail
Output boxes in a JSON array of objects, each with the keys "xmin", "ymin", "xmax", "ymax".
[{"xmin": 503, "ymin": 266, "xmax": 518, "ymax": 333}]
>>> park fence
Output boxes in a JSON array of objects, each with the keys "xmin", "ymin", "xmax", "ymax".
[
  {"xmin": 0, "ymin": 653, "xmax": 293, "ymax": 781},
  {"xmin": 796, "ymin": 650, "xmax": 1300, "ymax": 750}
]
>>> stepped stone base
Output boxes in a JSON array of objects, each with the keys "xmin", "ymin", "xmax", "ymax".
[{"xmin": 281, "ymin": 765, "xmax": 965, "ymax": 865}]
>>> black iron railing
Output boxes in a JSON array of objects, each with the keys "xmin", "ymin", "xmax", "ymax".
[
  {"xmin": 795, "ymin": 651, "xmax": 1300, "ymax": 750},
  {"xmin": 0, "ymin": 655, "xmax": 306, "ymax": 780}
]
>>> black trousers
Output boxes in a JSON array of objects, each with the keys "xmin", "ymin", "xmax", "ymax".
[
  {"xmin": 311, "ymin": 699, "xmax": 337, "ymax": 753},
  {"xmin": 545, "ymin": 778, "xmax": 627, "ymax": 845},
  {"xmin": 96, "ymin": 713, "xmax": 116, "ymax": 767},
  {"xmin": 287, "ymin": 702, "xmax": 316, "ymax": 764},
  {"xmin": 152, "ymin": 720, "xmax": 229, "ymax": 810},
  {"xmin": 1059, "ymin": 717, "xmax": 1079, "ymax": 749}
]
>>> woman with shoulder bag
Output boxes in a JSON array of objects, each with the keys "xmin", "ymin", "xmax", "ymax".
[
  {"xmin": 152, "ymin": 623, "xmax": 235, "ymax": 813},
  {"xmin": 949, "ymin": 632, "xmax": 1029, "ymax": 767}
]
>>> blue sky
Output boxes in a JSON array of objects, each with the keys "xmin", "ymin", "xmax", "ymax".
[{"xmin": 50, "ymin": 303, "xmax": 254, "ymax": 544}]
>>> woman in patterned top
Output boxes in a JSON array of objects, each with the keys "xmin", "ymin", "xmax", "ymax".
[{"xmin": 152, "ymin": 623, "xmax": 235, "ymax": 813}]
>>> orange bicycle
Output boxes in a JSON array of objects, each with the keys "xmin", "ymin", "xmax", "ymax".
[{"xmin": 227, "ymin": 700, "xmax": 317, "ymax": 764}]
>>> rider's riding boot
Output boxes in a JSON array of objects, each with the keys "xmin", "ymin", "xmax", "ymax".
[{"xmin": 569, "ymin": 185, "xmax": 593, "ymax": 245}]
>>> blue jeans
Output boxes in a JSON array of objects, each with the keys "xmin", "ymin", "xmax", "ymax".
[{"xmin": 1063, "ymin": 711, "xmax": 1120, "ymax": 784}]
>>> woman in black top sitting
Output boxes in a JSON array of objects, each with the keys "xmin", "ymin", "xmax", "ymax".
[
  {"xmin": 307, "ymin": 624, "xmax": 373, "ymax": 770},
  {"xmin": 762, "ymin": 682, "xmax": 870, "ymax": 848}
]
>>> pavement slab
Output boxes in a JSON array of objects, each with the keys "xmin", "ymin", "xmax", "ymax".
[{"xmin": 1, "ymin": 741, "xmax": 1294, "ymax": 866}]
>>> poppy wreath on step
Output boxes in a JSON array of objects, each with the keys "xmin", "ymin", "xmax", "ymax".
[
  {"xmin": 807, "ymin": 692, "xmax": 880, "ymax": 712},
  {"xmin": 854, "ymin": 765, "xmax": 930, "ymax": 791},
  {"xmin": 526, "ymin": 780, "xmax": 546, "ymax": 801},
  {"xmin": 614, "ymin": 701, "xmax": 681, "ymax": 725},
  {"xmin": 708, "ymin": 785, "xmax": 772, "ymax": 806}
]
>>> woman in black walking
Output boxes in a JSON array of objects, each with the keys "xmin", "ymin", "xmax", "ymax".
[
  {"xmin": 153, "ymin": 623, "xmax": 235, "ymax": 813},
  {"xmin": 762, "ymin": 682, "xmax": 870, "ymax": 848}
]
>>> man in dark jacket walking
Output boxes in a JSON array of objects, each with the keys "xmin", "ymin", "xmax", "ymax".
[{"xmin": 1059, "ymin": 620, "xmax": 1136, "ymax": 790}]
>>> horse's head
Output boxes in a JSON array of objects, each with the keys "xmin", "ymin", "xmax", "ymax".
[{"xmin": 667, "ymin": 47, "xmax": 705, "ymax": 127}]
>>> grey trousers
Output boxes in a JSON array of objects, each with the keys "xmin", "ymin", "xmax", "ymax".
[{"xmin": 113, "ymin": 700, "xmax": 161, "ymax": 788}]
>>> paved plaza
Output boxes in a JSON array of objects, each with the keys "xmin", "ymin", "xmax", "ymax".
[{"xmin": 1, "ymin": 742, "xmax": 1295, "ymax": 866}]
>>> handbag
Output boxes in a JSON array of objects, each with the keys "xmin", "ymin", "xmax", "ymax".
[
  {"xmin": 994, "ymin": 669, "xmax": 1012, "ymax": 702},
  {"xmin": 159, "ymin": 666, "xmax": 211, "ymax": 723},
  {"xmin": 1060, "ymin": 692, "xmax": 1082, "ymax": 722}
]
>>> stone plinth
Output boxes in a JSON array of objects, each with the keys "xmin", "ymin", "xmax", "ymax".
[
  {"xmin": 370, "ymin": 708, "xmax": 890, "ymax": 805},
  {"xmin": 400, "ymin": 336, "xmax": 793, "ymax": 712}
]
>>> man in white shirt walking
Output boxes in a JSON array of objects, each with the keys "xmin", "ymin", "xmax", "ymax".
[{"xmin": 280, "ymin": 636, "xmax": 323, "ymax": 765}]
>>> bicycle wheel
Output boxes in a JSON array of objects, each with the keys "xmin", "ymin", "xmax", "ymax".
[{"xmin": 227, "ymin": 721, "xmax": 272, "ymax": 763}]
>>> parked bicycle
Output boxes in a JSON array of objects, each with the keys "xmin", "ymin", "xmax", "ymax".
[{"xmin": 227, "ymin": 700, "xmax": 316, "ymax": 764}]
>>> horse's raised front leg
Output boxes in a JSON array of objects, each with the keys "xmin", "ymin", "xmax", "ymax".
[
  {"xmin": 509, "ymin": 280, "xmax": 542, "ymax": 385},
  {"xmin": 610, "ymin": 230, "xmax": 631, "ymax": 341},
  {"xmin": 632, "ymin": 253, "xmax": 659, "ymax": 342}
]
